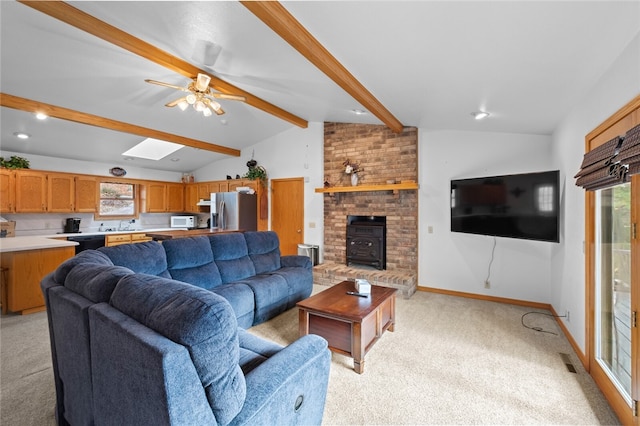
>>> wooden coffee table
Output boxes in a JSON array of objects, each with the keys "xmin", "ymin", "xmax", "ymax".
[{"xmin": 297, "ymin": 280, "xmax": 397, "ymax": 374}]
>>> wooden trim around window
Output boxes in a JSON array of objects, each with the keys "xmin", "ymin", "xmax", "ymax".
[{"xmin": 584, "ymin": 94, "xmax": 640, "ymax": 426}]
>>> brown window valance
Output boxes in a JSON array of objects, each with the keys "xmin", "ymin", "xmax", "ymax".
[{"xmin": 575, "ymin": 123, "xmax": 640, "ymax": 190}]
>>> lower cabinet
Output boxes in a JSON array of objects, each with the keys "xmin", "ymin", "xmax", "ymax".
[
  {"xmin": 105, "ymin": 232, "xmax": 153, "ymax": 246},
  {"xmin": 1, "ymin": 246, "xmax": 75, "ymax": 314}
]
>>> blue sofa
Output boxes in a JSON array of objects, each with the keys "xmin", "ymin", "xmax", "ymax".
[
  {"xmin": 40, "ymin": 231, "xmax": 329, "ymax": 425},
  {"xmin": 98, "ymin": 231, "xmax": 313, "ymax": 328}
]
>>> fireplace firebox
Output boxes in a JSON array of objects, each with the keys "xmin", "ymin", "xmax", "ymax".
[{"xmin": 346, "ymin": 216, "xmax": 386, "ymax": 270}]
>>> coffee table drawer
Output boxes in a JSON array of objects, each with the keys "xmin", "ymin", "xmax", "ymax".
[{"xmin": 309, "ymin": 313, "xmax": 352, "ymax": 354}]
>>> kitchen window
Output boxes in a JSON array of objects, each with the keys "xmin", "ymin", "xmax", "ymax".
[{"xmin": 98, "ymin": 182, "xmax": 137, "ymax": 218}]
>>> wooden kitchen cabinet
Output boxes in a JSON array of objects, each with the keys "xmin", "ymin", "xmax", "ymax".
[
  {"xmin": 1, "ymin": 245, "xmax": 75, "ymax": 314},
  {"xmin": 131, "ymin": 232, "xmax": 153, "ymax": 243},
  {"xmin": 197, "ymin": 182, "xmax": 214, "ymax": 200},
  {"xmin": 144, "ymin": 182, "xmax": 167, "ymax": 213},
  {"xmin": 106, "ymin": 232, "xmax": 153, "ymax": 246},
  {"xmin": 15, "ymin": 170, "xmax": 47, "ymax": 212},
  {"xmin": 105, "ymin": 234, "xmax": 131, "ymax": 246},
  {"xmin": 167, "ymin": 183, "xmax": 184, "ymax": 212},
  {"xmin": 47, "ymin": 172, "xmax": 75, "ymax": 212},
  {"xmin": 184, "ymin": 183, "xmax": 199, "ymax": 212},
  {"xmin": 0, "ymin": 169, "xmax": 15, "ymax": 212},
  {"xmin": 75, "ymin": 175, "xmax": 98, "ymax": 212}
]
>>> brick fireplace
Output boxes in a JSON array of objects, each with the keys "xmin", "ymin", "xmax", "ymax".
[{"xmin": 314, "ymin": 122, "xmax": 418, "ymax": 297}]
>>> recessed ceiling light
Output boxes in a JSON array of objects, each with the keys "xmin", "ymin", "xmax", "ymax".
[
  {"xmin": 170, "ymin": 158, "xmax": 180, "ymax": 162},
  {"xmin": 471, "ymin": 111, "xmax": 490, "ymax": 120},
  {"xmin": 13, "ymin": 132, "xmax": 30, "ymax": 139},
  {"xmin": 35, "ymin": 112, "xmax": 48, "ymax": 120},
  {"xmin": 351, "ymin": 109, "xmax": 367, "ymax": 115}
]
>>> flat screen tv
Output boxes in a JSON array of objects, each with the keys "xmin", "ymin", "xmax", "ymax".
[{"xmin": 450, "ymin": 170, "xmax": 560, "ymax": 243}]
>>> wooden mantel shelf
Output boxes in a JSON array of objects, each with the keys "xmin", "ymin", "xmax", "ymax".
[{"xmin": 315, "ymin": 181, "xmax": 419, "ymax": 194}]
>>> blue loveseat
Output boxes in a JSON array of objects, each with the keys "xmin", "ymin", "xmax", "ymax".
[{"xmin": 40, "ymin": 231, "xmax": 329, "ymax": 425}]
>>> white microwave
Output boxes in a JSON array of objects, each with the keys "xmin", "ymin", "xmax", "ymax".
[{"xmin": 170, "ymin": 215, "xmax": 195, "ymax": 228}]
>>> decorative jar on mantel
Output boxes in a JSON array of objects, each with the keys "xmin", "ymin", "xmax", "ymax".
[{"xmin": 351, "ymin": 173, "xmax": 359, "ymax": 186}]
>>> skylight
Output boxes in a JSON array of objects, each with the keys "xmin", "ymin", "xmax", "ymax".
[{"xmin": 122, "ymin": 138, "xmax": 184, "ymax": 160}]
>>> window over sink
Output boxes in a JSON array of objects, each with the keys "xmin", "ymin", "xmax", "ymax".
[{"xmin": 98, "ymin": 181, "xmax": 137, "ymax": 218}]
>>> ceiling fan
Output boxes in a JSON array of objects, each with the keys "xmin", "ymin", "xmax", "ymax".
[{"xmin": 145, "ymin": 73, "xmax": 246, "ymax": 117}]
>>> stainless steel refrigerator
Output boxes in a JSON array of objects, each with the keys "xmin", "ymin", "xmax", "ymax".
[{"xmin": 209, "ymin": 192, "xmax": 257, "ymax": 231}]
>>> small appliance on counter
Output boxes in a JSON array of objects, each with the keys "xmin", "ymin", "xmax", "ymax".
[
  {"xmin": 64, "ymin": 217, "xmax": 81, "ymax": 233},
  {"xmin": 170, "ymin": 215, "xmax": 196, "ymax": 229}
]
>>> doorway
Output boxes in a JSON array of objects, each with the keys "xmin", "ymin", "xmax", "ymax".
[
  {"xmin": 586, "ymin": 95, "xmax": 639, "ymax": 424},
  {"xmin": 271, "ymin": 177, "xmax": 305, "ymax": 255}
]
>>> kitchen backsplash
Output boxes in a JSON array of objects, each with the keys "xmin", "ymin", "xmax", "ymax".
[{"xmin": 0, "ymin": 212, "xmax": 208, "ymax": 236}]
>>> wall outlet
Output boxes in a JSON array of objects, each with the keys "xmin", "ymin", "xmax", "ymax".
[
  {"xmin": 565, "ymin": 310, "xmax": 570, "ymax": 322},
  {"xmin": 484, "ymin": 280, "xmax": 490, "ymax": 289}
]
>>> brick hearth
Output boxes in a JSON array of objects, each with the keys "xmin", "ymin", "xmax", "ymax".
[
  {"xmin": 318, "ymin": 122, "xmax": 418, "ymax": 296},
  {"xmin": 313, "ymin": 263, "xmax": 417, "ymax": 298}
]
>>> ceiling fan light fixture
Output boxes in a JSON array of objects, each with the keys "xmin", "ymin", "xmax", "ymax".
[
  {"xmin": 194, "ymin": 100, "xmax": 206, "ymax": 112},
  {"xmin": 186, "ymin": 94, "xmax": 197, "ymax": 105},
  {"xmin": 202, "ymin": 107, "xmax": 213, "ymax": 117},
  {"xmin": 195, "ymin": 73, "xmax": 212, "ymax": 92},
  {"xmin": 177, "ymin": 100, "xmax": 189, "ymax": 111}
]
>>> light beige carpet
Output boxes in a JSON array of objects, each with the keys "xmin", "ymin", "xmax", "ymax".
[
  {"xmin": 250, "ymin": 288, "xmax": 620, "ymax": 425},
  {"xmin": 0, "ymin": 287, "xmax": 620, "ymax": 425}
]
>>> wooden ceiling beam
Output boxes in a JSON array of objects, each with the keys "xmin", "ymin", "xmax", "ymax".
[
  {"xmin": 0, "ymin": 93, "xmax": 241, "ymax": 157},
  {"xmin": 241, "ymin": 1, "xmax": 404, "ymax": 133},
  {"xmin": 18, "ymin": 0, "xmax": 308, "ymax": 129}
]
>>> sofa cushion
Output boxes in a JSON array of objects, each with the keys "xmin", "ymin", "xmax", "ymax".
[
  {"xmin": 163, "ymin": 237, "xmax": 223, "ymax": 289},
  {"xmin": 65, "ymin": 264, "xmax": 133, "ymax": 303},
  {"xmin": 210, "ymin": 234, "xmax": 256, "ymax": 283},
  {"xmin": 109, "ymin": 274, "xmax": 246, "ymax": 425},
  {"xmin": 237, "ymin": 329, "xmax": 283, "ymax": 375},
  {"xmin": 244, "ymin": 231, "xmax": 281, "ymax": 274},
  {"xmin": 211, "ymin": 283, "xmax": 255, "ymax": 329},
  {"xmin": 99, "ymin": 242, "xmax": 170, "ymax": 278},
  {"xmin": 54, "ymin": 249, "xmax": 113, "ymax": 284},
  {"xmin": 235, "ymin": 274, "xmax": 290, "ymax": 325}
]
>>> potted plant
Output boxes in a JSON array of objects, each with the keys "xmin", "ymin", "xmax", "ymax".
[
  {"xmin": 244, "ymin": 160, "xmax": 268, "ymax": 187},
  {"xmin": 0, "ymin": 155, "xmax": 30, "ymax": 169}
]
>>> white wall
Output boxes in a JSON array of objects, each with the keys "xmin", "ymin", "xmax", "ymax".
[
  {"xmin": 550, "ymin": 32, "xmax": 640, "ymax": 352},
  {"xmin": 419, "ymin": 130, "xmax": 556, "ymax": 303},
  {"xmin": 193, "ymin": 123, "xmax": 326, "ymax": 257}
]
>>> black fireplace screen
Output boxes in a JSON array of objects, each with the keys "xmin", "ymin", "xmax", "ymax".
[{"xmin": 346, "ymin": 215, "xmax": 386, "ymax": 270}]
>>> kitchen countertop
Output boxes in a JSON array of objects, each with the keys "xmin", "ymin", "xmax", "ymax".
[
  {"xmin": 0, "ymin": 228, "xmax": 180, "ymax": 253},
  {"xmin": 0, "ymin": 236, "xmax": 78, "ymax": 253},
  {"xmin": 145, "ymin": 228, "xmax": 242, "ymax": 240}
]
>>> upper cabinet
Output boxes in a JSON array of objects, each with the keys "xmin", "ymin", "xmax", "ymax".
[
  {"xmin": 75, "ymin": 175, "xmax": 98, "ymax": 213},
  {"xmin": 0, "ymin": 169, "xmax": 15, "ymax": 213},
  {"xmin": 142, "ymin": 182, "xmax": 185, "ymax": 213},
  {"xmin": 47, "ymin": 172, "xmax": 75, "ymax": 212},
  {"xmin": 15, "ymin": 171, "xmax": 48, "ymax": 212},
  {"xmin": 167, "ymin": 183, "xmax": 184, "ymax": 212}
]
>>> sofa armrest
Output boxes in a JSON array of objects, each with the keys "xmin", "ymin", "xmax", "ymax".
[
  {"xmin": 281, "ymin": 255, "xmax": 312, "ymax": 269},
  {"xmin": 229, "ymin": 334, "xmax": 331, "ymax": 426}
]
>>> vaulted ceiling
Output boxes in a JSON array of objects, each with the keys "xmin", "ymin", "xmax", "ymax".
[{"xmin": 1, "ymin": 1, "xmax": 638, "ymax": 172}]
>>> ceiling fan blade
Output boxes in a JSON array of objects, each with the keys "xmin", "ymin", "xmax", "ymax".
[
  {"xmin": 145, "ymin": 79, "xmax": 188, "ymax": 92},
  {"xmin": 195, "ymin": 73, "xmax": 212, "ymax": 92},
  {"xmin": 211, "ymin": 93, "xmax": 246, "ymax": 102},
  {"xmin": 165, "ymin": 96, "xmax": 188, "ymax": 108}
]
